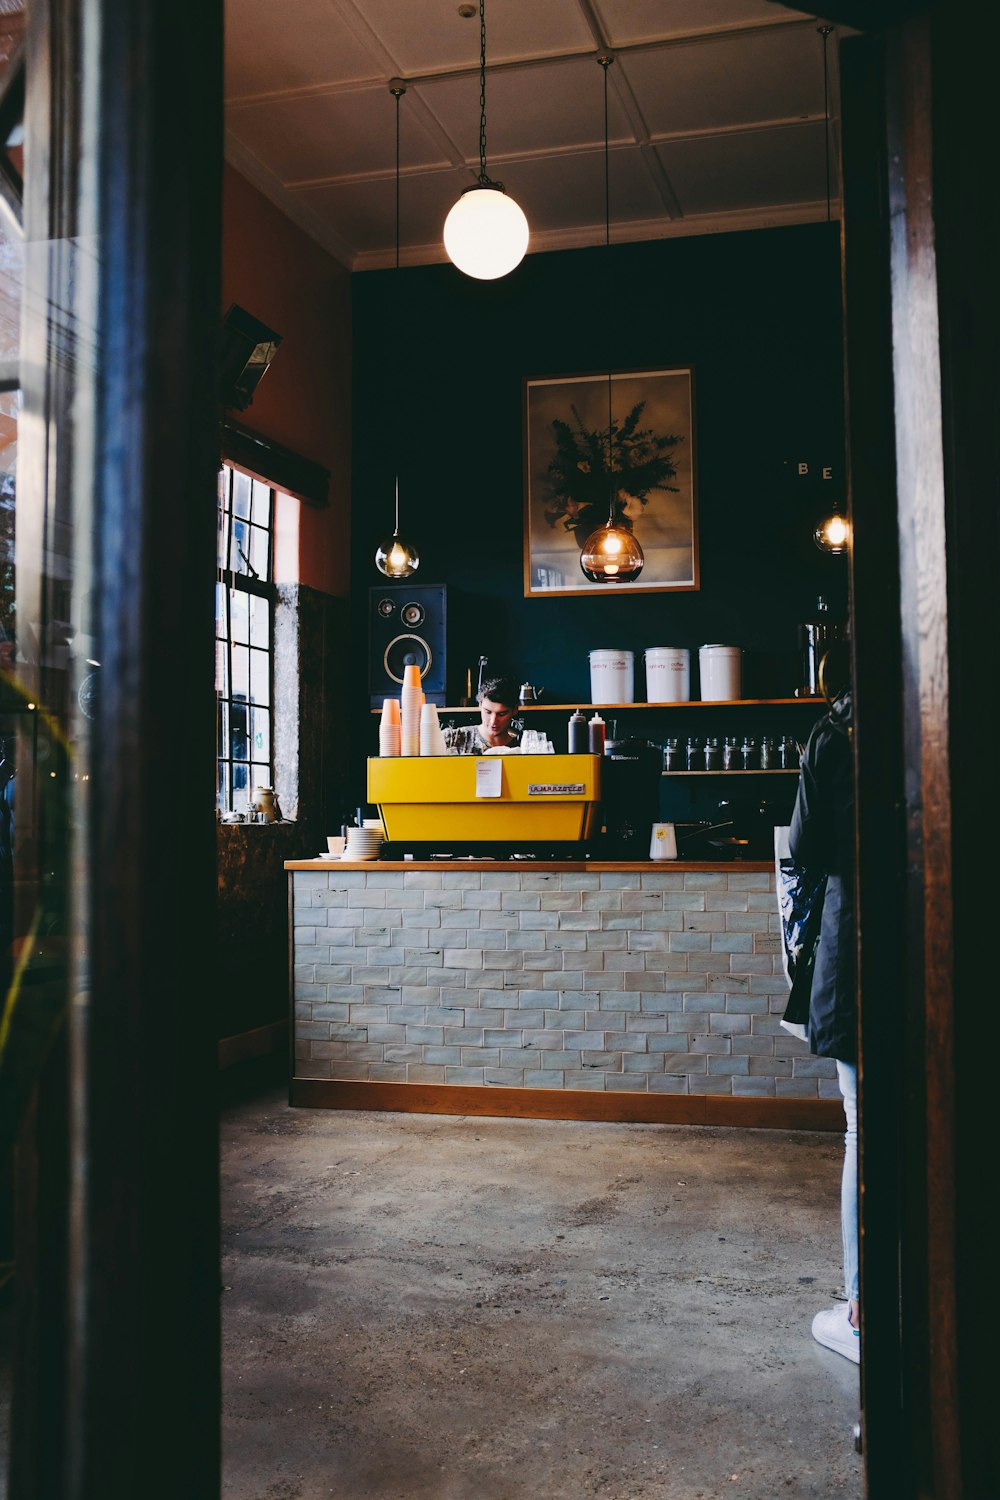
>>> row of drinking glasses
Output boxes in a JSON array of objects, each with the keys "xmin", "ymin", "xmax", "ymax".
[{"xmin": 520, "ymin": 730, "xmax": 554, "ymax": 753}]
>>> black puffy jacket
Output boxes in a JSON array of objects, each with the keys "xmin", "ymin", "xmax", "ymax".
[{"xmin": 788, "ymin": 690, "xmax": 856, "ymax": 1062}]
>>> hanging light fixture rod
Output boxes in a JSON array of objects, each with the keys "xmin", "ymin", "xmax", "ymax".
[
  {"xmin": 443, "ymin": 0, "xmax": 529, "ymax": 280},
  {"xmin": 578, "ymin": 49, "xmax": 644, "ymax": 585},
  {"xmin": 375, "ymin": 80, "xmax": 419, "ymax": 579},
  {"xmin": 817, "ymin": 25, "xmax": 834, "ymax": 223}
]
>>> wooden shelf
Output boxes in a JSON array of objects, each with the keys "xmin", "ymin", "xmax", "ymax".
[
  {"xmin": 375, "ymin": 697, "xmax": 823, "ymax": 714},
  {"xmin": 662, "ymin": 768, "xmax": 799, "ymax": 777}
]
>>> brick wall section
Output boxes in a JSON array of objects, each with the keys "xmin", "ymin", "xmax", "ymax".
[{"xmin": 290, "ymin": 868, "xmax": 839, "ymax": 1098}]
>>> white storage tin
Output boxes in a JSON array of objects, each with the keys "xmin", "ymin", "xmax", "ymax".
[
  {"xmin": 644, "ymin": 646, "xmax": 690, "ymax": 703},
  {"xmin": 698, "ymin": 644, "xmax": 742, "ymax": 701},
  {"xmin": 589, "ymin": 649, "xmax": 635, "ymax": 704}
]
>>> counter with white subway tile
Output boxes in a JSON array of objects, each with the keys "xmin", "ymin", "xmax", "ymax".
[{"xmin": 285, "ymin": 860, "xmax": 837, "ymax": 1105}]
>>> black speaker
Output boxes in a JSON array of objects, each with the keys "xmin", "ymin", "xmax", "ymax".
[{"xmin": 369, "ymin": 584, "xmax": 447, "ymax": 707}]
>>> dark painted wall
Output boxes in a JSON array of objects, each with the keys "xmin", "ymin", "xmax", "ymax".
[{"xmin": 348, "ymin": 223, "xmax": 848, "ymax": 811}]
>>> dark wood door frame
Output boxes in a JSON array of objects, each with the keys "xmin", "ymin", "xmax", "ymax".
[
  {"xmin": 9, "ymin": 0, "xmax": 224, "ymax": 1496},
  {"xmin": 842, "ymin": 11, "xmax": 998, "ymax": 1496}
]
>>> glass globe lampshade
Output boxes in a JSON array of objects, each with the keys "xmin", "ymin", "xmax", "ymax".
[
  {"xmin": 375, "ymin": 532, "xmax": 420, "ymax": 579},
  {"xmin": 443, "ymin": 185, "xmax": 529, "ymax": 281},
  {"xmin": 579, "ymin": 521, "xmax": 644, "ymax": 584},
  {"xmin": 813, "ymin": 511, "xmax": 850, "ymax": 554}
]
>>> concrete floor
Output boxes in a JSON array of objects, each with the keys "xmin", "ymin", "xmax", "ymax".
[{"xmin": 220, "ymin": 1079, "xmax": 863, "ymax": 1500}]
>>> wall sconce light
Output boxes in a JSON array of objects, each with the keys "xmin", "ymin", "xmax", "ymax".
[
  {"xmin": 578, "ymin": 55, "xmax": 644, "ymax": 585},
  {"xmin": 375, "ymin": 82, "xmax": 419, "ymax": 579},
  {"xmin": 814, "ymin": 509, "xmax": 850, "ymax": 554},
  {"xmin": 443, "ymin": 0, "xmax": 529, "ymax": 280}
]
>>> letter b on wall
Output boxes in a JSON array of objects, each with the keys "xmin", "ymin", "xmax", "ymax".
[{"xmin": 369, "ymin": 584, "xmax": 446, "ymax": 707}]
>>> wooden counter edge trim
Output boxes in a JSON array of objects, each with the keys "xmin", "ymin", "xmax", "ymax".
[
  {"xmin": 285, "ymin": 859, "xmax": 774, "ymax": 872},
  {"xmin": 290, "ymin": 1079, "xmax": 844, "ymax": 1131}
]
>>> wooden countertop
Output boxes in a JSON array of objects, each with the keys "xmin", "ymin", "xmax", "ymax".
[{"xmin": 285, "ymin": 858, "xmax": 774, "ymax": 872}]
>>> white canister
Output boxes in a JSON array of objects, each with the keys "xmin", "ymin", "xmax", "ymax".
[
  {"xmin": 649, "ymin": 822, "xmax": 678, "ymax": 860},
  {"xmin": 589, "ymin": 649, "xmax": 634, "ymax": 704},
  {"xmin": 644, "ymin": 646, "xmax": 690, "ymax": 703},
  {"xmin": 698, "ymin": 644, "xmax": 742, "ymax": 701}
]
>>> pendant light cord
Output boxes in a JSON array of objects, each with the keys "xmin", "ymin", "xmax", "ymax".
[
  {"xmin": 599, "ymin": 53, "xmax": 614, "ymax": 526},
  {"xmin": 818, "ymin": 25, "xmax": 833, "ymax": 223},
  {"xmin": 476, "ymin": 0, "xmax": 503, "ymax": 190},
  {"xmin": 390, "ymin": 81, "xmax": 406, "ymax": 536}
]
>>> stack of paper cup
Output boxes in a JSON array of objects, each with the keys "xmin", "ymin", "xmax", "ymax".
[
  {"xmin": 378, "ymin": 697, "xmax": 401, "ymax": 757},
  {"xmin": 420, "ymin": 702, "xmax": 447, "ymax": 755},
  {"xmin": 400, "ymin": 658, "xmax": 423, "ymax": 756}
]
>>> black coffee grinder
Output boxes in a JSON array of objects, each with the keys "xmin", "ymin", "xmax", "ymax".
[{"xmin": 599, "ymin": 737, "xmax": 663, "ymax": 857}]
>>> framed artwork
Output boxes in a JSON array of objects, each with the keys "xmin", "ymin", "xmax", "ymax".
[{"xmin": 523, "ymin": 366, "xmax": 698, "ymax": 597}]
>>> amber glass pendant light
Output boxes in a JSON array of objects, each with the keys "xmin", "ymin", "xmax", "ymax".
[
  {"xmin": 811, "ymin": 25, "xmax": 849, "ymax": 559},
  {"xmin": 579, "ymin": 55, "xmax": 644, "ymax": 585},
  {"xmin": 375, "ymin": 80, "xmax": 419, "ymax": 579},
  {"xmin": 443, "ymin": 0, "xmax": 529, "ymax": 280}
]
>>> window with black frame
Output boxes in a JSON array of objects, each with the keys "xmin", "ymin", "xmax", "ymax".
[{"xmin": 216, "ymin": 463, "xmax": 275, "ymax": 815}]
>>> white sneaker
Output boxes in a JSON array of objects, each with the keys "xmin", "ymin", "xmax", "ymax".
[{"xmin": 812, "ymin": 1306, "xmax": 860, "ymax": 1364}]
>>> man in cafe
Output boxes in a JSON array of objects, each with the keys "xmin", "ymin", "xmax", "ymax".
[{"xmin": 443, "ymin": 675, "xmax": 522, "ymax": 754}]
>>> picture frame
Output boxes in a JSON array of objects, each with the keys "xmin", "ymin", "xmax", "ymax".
[{"xmin": 523, "ymin": 366, "xmax": 698, "ymax": 598}]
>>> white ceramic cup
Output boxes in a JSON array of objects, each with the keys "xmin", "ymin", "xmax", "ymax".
[
  {"xmin": 326, "ymin": 835, "xmax": 346, "ymax": 855},
  {"xmin": 649, "ymin": 822, "xmax": 678, "ymax": 860}
]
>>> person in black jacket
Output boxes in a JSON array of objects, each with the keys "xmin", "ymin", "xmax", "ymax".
[{"xmin": 788, "ymin": 639, "xmax": 859, "ymax": 1365}]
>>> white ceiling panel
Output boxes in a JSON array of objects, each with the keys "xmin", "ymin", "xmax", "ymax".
[
  {"xmin": 224, "ymin": 0, "xmax": 380, "ymax": 100},
  {"xmin": 623, "ymin": 27, "xmax": 828, "ymax": 137},
  {"xmin": 344, "ymin": 0, "xmax": 598, "ymax": 76},
  {"xmin": 418, "ymin": 55, "xmax": 634, "ymax": 164},
  {"xmin": 657, "ymin": 120, "xmax": 830, "ymax": 216},
  {"xmin": 497, "ymin": 146, "xmax": 668, "ymax": 237},
  {"xmin": 227, "ymin": 85, "xmax": 452, "ymax": 185},
  {"xmin": 592, "ymin": 0, "xmax": 816, "ymax": 48}
]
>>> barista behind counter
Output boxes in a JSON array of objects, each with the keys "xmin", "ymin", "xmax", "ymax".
[{"xmin": 442, "ymin": 674, "xmax": 522, "ymax": 754}]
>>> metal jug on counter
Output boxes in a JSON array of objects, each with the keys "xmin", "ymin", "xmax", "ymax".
[{"xmin": 796, "ymin": 596, "xmax": 844, "ymax": 698}]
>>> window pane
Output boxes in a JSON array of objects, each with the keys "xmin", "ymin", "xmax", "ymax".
[
  {"xmin": 232, "ymin": 468, "xmax": 251, "ymax": 520},
  {"xmin": 232, "ymin": 765, "xmax": 249, "ymax": 815},
  {"xmin": 249, "ymin": 646, "xmax": 270, "ymax": 707},
  {"xmin": 215, "ymin": 637, "xmax": 229, "ymax": 696},
  {"xmin": 251, "ymin": 478, "xmax": 271, "ymax": 526},
  {"xmin": 230, "ymin": 517, "xmax": 250, "ymax": 576},
  {"xmin": 250, "ymin": 705, "xmax": 270, "ymax": 763},
  {"xmin": 248, "ymin": 593, "xmax": 269, "ymax": 649},
  {"xmin": 248, "ymin": 522, "xmax": 268, "ymax": 581},
  {"xmin": 216, "ymin": 473, "xmax": 228, "ymax": 569},
  {"xmin": 231, "ymin": 643, "xmax": 249, "ymax": 699},
  {"xmin": 229, "ymin": 587, "xmax": 249, "ymax": 646},
  {"xmin": 229, "ymin": 699, "xmax": 248, "ymax": 761}
]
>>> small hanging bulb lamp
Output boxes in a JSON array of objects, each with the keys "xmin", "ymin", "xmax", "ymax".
[
  {"xmin": 375, "ymin": 81, "xmax": 419, "ymax": 579},
  {"xmin": 813, "ymin": 509, "xmax": 850, "ymax": 554},
  {"xmin": 375, "ymin": 476, "xmax": 420, "ymax": 578},
  {"xmin": 579, "ymin": 54, "xmax": 644, "ymax": 585},
  {"xmin": 443, "ymin": 0, "xmax": 529, "ymax": 280}
]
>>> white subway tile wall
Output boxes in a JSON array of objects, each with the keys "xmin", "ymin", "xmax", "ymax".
[{"xmin": 290, "ymin": 868, "xmax": 837, "ymax": 1097}]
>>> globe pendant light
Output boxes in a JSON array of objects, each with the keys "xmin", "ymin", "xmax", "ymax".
[
  {"xmin": 443, "ymin": 0, "xmax": 529, "ymax": 281},
  {"xmin": 375, "ymin": 81, "xmax": 419, "ymax": 579},
  {"xmin": 811, "ymin": 25, "xmax": 849, "ymax": 559},
  {"xmin": 579, "ymin": 54, "xmax": 644, "ymax": 586}
]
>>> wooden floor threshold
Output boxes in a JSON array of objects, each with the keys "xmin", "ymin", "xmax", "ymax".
[
  {"xmin": 291, "ymin": 1078, "xmax": 844, "ymax": 1131},
  {"xmin": 219, "ymin": 1020, "xmax": 288, "ymax": 1070}
]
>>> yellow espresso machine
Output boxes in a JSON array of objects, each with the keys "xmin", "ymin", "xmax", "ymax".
[{"xmin": 367, "ymin": 753, "xmax": 602, "ymax": 858}]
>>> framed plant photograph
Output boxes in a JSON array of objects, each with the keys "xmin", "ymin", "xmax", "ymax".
[{"xmin": 523, "ymin": 366, "xmax": 698, "ymax": 597}]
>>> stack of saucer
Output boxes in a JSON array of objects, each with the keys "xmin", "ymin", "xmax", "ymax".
[{"xmin": 344, "ymin": 825, "xmax": 383, "ymax": 861}]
